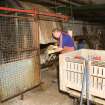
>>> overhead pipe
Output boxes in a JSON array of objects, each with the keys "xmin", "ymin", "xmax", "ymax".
[
  {"xmin": 0, "ymin": 6, "xmax": 35, "ymax": 14},
  {"xmin": 0, "ymin": 6, "xmax": 69, "ymax": 21},
  {"xmin": 38, "ymin": 11, "xmax": 69, "ymax": 20}
]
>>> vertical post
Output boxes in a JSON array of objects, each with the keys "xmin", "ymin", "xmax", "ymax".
[
  {"xmin": 31, "ymin": 14, "xmax": 41, "ymax": 83},
  {"xmin": 80, "ymin": 60, "xmax": 86, "ymax": 105},
  {"xmin": 15, "ymin": 13, "xmax": 19, "ymax": 55},
  {"xmin": 80, "ymin": 58, "xmax": 91, "ymax": 105},
  {"xmin": 85, "ymin": 60, "xmax": 90, "ymax": 105}
]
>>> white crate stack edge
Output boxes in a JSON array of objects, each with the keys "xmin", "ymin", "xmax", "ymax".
[{"xmin": 59, "ymin": 49, "xmax": 105, "ymax": 104}]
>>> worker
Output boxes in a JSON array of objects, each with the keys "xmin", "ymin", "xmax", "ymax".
[
  {"xmin": 51, "ymin": 28, "xmax": 75, "ymax": 85},
  {"xmin": 52, "ymin": 28, "xmax": 75, "ymax": 53},
  {"xmin": 77, "ymin": 39, "xmax": 89, "ymax": 49}
]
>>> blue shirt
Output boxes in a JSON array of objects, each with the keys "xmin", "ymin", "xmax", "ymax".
[{"xmin": 59, "ymin": 33, "xmax": 74, "ymax": 48}]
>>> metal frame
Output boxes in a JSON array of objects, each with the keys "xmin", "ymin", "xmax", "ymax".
[
  {"xmin": 0, "ymin": 7, "xmax": 41, "ymax": 102},
  {"xmin": 0, "ymin": 6, "xmax": 69, "ymax": 102},
  {"xmin": 1, "ymin": 83, "xmax": 41, "ymax": 103}
]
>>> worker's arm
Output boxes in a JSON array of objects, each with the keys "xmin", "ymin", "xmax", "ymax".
[
  {"xmin": 47, "ymin": 45, "xmax": 63, "ymax": 54},
  {"xmin": 49, "ymin": 47, "xmax": 63, "ymax": 54},
  {"xmin": 55, "ymin": 47, "xmax": 63, "ymax": 52}
]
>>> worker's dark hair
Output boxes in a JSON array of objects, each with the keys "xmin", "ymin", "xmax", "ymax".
[{"xmin": 52, "ymin": 28, "xmax": 62, "ymax": 40}]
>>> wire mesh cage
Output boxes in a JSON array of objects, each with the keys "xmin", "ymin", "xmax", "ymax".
[
  {"xmin": 0, "ymin": 6, "xmax": 69, "ymax": 102},
  {"xmin": 0, "ymin": 16, "xmax": 35, "ymax": 64},
  {"xmin": 0, "ymin": 13, "xmax": 40, "ymax": 101}
]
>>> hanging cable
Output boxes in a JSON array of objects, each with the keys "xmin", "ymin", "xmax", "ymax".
[
  {"xmin": 55, "ymin": 0, "xmax": 57, "ymax": 14},
  {"xmin": 69, "ymin": 1, "xmax": 74, "ymax": 30}
]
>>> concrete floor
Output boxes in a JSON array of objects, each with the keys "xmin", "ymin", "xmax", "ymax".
[{"xmin": 0, "ymin": 67, "xmax": 73, "ymax": 105}]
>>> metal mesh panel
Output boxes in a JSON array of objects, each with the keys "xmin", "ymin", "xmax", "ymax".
[
  {"xmin": 0, "ymin": 16, "xmax": 36, "ymax": 64},
  {"xmin": 0, "ymin": 15, "xmax": 40, "ymax": 101},
  {"xmin": 0, "ymin": 58, "xmax": 36, "ymax": 100}
]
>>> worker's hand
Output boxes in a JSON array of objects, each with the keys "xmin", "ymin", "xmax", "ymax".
[
  {"xmin": 47, "ymin": 47, "xmax": 63, "ymax": 54},
  {"xmin": 55, "ymin": 47, "xmax": 63, "ymax": 52}
]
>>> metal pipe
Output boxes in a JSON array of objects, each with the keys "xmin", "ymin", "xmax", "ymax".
[
  {"xmin": 0, "ymin": 13, "xmax": 33, "ymax": 18},
  {"xmin": 0, "ymin": 6, "xmax": 69, "ymax": 21},
  {"xmin": 0, "ymin": 6, "xmax": 35, "ymax": 14},
  {"xmin": 38, "ymin": 11, "xmax": 69, "ymax": 21},
  {"xmin": 80, "ymin": 60, "xmax": 86, "ymax": 105},
  {"xmin": 85, "ymin": 60, "xmax": 90, "ymax": 105}
]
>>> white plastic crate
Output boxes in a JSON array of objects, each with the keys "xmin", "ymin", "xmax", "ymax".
[
  {"xmin": 59, "ymin": 49, "xmax": 105, "ymax": 104},
  {"xmin": 90, "ymin": 61, "xmax": 105, "ymax": 99}
]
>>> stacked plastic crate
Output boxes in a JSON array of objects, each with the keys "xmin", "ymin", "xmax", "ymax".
[{"xmin": 59, "ymin": 49, "xmax": 105, "ymax": 104}]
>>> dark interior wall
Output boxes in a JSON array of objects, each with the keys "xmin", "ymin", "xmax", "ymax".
[{"xmin": 63, "ymin": 20, "xmax": 105, "ymax": 49}]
